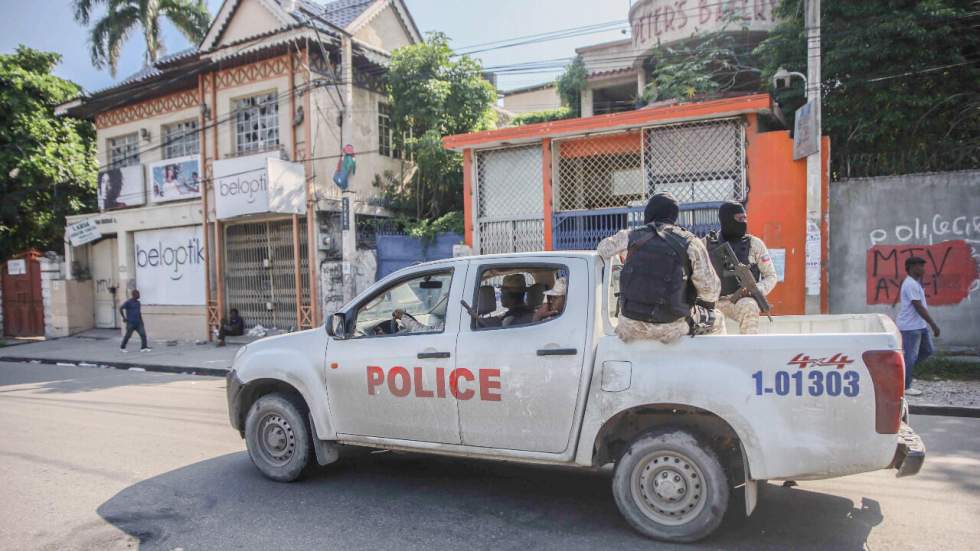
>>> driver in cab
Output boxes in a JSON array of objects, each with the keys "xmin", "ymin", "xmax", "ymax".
[{"xmin": 391, "ymin": 308, "xmax": 430, "ymax": 333}]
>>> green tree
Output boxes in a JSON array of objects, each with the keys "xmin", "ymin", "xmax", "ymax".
[
  {"xmin": 755, "ymin": 0, "xmax": 980, "ymax": 177},
  {"xmin": 556, "ymin": 56, "xmax": 587, "ymax": 117},
  {"xmin": 384, "ymin": 32, "xmax": 497, "ymax": 221},
  {"xmin": 72, "ymin": 0, "xmax": 212, "ymax": 76},
  {"xmin": 643, "ymin": 28, "xmax": 760, "ymax": 104},
  {"xmin": 0, "ymin": 47, "xmax": 98, "ymax": 259}
]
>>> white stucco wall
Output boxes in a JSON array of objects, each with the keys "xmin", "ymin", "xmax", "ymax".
[
  {"xmin": 353, "ymin": 4, "xmax": 414, "ymax": 53},
  {"xmin": 218, "ymin": 0, "xmax": 284, "ymax": 47},
  {"xmin": 503, "ymin": 86, "xmax": 562, "ymax": 115}
]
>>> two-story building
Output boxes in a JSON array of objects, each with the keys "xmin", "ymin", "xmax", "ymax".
[
  {"xmin": 59, "ymin": 0, "xmax": 421, "ymax": 340},
  {"xmin": 503, "ymin": 0, "xmax": 780, "ymax": 116}
]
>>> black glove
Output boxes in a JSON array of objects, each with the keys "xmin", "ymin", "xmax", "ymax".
[{"xmin": 688, "ymin": 304, "xmax": 716, "ymax": 337}]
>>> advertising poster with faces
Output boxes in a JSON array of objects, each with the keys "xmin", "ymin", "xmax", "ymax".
[
  {"xmin": 148, "ymin": 155, "xmax": 202, "ymax": 203},
  {"xmin": 97, "ymin": 165, "xmax": 145, "ymax": 210},
  {"xmin": 133, "ymin": 225, "xmax": 206, "ymax": 305}
]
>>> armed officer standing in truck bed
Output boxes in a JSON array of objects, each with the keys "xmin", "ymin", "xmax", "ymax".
[
  {"xmin": 705, "ymin": 201, "xmax": 778, "ymax": 334},
  {"xmin": 597, "ymin": 193, "xmax": 723, "ymax": 344}
]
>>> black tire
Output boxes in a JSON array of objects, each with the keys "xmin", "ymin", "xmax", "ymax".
[
  {"xmin": 244, "ymin": 393, "xmax": 314, "ymax": 482},
  {"xmin": 612, "ymin": 430, "xmax": 730, "ymax": 543}
]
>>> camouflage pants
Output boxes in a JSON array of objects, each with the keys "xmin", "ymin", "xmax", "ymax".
[
  {"xmin": 614, "ymin": 311, "xmax": 726, "ymax": 345},
  {"xmin": 718, "ymin": 297, "xmax": 761, "ymax": 334}
]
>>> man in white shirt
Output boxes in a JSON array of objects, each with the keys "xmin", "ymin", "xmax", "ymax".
[{"xmin": 896, "ymin": 256, "xmax": 941, "ymax": 396}]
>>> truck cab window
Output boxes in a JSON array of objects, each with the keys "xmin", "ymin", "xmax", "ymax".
[
  {"xmin": 352, "ymin": 271, "xmax": 452, "ymax": 337},
  {"xmin": 472, "ymin": 266, "xmax": 569, "ymax": 330}
]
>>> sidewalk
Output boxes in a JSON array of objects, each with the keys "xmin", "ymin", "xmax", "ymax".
[{"xmin": 0, "ymin": 329, "xmax": 239, "ymax": 376}]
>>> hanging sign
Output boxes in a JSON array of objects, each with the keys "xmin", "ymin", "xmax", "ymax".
[
  {"xmin": 6, "ymin": 259, "xmax": 27, "ymax": 276},
  {"xmin": 793, "ymin": 100, "xmax": 819, "ymax": 160},
  {"xmin": 67, "ymin": 219, "xmax": 103, "ymax": 246},
  {"xmin": 213, "ymin": 153, "xmax": 305, "ymax": 220}
]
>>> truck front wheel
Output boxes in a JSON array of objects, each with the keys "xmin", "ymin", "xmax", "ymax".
[
  {"xmin": 612, "ymin": 430, "xmax": 729, "ymax": 542},
  {"xmin": 244, "ymin": 393, "xmax": 314, "ymax": 482}
]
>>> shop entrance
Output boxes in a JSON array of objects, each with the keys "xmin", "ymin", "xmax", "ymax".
[
  {"xmin": 90, "ymin": 237, "xmax": 119, "ymax": 328},
  {"xmin": 223, "ymin": 218, "xmax": 309, "ymax": 331}
]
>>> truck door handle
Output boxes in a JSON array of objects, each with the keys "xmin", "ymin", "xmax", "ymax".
[
  {"xmin": 537, "ymin": 348, "xmax": 578, "ymax": 356},
  {"xmin": 417, "ymin": 351, "xmax": 451, "ymax": 359}
]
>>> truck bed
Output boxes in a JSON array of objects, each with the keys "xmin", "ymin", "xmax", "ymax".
[{"xmin": 736, "ymin": 313, "xmax": 899, "ymax": 336}]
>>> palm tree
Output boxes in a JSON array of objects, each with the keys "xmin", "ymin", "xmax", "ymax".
[{"xmin": 72, "ymin": 0, "xmax": 212, "ymax": 76}]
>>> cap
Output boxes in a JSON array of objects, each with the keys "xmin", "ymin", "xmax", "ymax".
[
  {"xmin": 544, "ymin": 277, "xmax": 567, "ymax": 297},
  {"xmin": 501, "ymin": 273, "xmax": 527, "ymax": 291},
  {"xmin": 905, "ymin": 256, "xmax": 927, "ymax": 270}
]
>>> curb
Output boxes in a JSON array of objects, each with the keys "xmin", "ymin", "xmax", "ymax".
[
  {"xmin": 0, "ymin": 356, "xmax": 229, "ymax": 378},
  {"xmin": 910, "ymin": 404, "xmax": 980, "ymax": 419}
]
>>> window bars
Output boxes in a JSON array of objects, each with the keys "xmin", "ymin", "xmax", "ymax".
[
  {"xmin": 475, "ymin": 145, "xmax": 545, "ymax": 255},
  {"xmin": 107, "ymin": 133, "xmax": 140, "ymax": 168},
  {"xmin": 235, "ymin": 92, "xmax": 280, "ymax": 155},
  {"xmin": 163, "ymin": 119, "xmax": 200, "ymax": 159}
]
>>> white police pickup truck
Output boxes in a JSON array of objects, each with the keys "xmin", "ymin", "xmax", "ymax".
[{"xmin": 226, "ymin": 251, "xmax": 924, "ymax": 542}]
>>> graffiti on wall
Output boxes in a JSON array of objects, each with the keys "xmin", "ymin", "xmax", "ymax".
[
  {"xmin": 866, "ymin": 240, "xmax": 979, "ymax": 305},
  {"xmin": 867, "ymin": 214, "xmax": 980, "ymax": 305}
]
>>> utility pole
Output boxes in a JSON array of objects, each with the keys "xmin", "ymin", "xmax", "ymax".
[
  {"xmin": 340, "ymin": 34, "xmax": 357, "ymax": 303},
  {"xmin": 804, "ymin": 0, "xmax": 823, "ymax": 314}
]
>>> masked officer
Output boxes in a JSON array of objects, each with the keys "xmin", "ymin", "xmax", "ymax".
[
  {"xmin": 597, "ymin": 193, "xmax": 723, "ymax": 344},
  {"xmin": 705, "ymin": 201, "xmax": 778, "ymax": 334}
]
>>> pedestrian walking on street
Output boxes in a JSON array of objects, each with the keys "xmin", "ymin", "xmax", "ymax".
[
  {"xmin": 896, "ymin": 256, "xmax": 940, "ymax": 396},
  {"xmin": 119, "ymin": 290, "xmax": 151, "ymax": 353}
]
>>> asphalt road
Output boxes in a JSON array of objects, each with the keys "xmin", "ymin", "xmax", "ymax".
[{"xmin": 1, "ymin": 361, "xmax": 978, "ymax": 551}]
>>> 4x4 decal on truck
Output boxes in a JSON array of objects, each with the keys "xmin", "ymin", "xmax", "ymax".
[
  {"xmin": 366, "ymin": 365, "xmax": 502, "ymax": 401},
  {"xmin": 753, "ymin": 353, "xmax": 861, "ymax": 397},
  {"xmin": 787, "ymin": 353, "xmax": 855, "ymax": 369}
]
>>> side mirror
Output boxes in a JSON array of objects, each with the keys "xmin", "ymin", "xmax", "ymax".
[{"xmin": 327, "ymin": 312, "xmax": 347, "ymax": 339}]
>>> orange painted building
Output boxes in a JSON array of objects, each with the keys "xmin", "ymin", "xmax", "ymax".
[{"xmin": 444, "ymin": 94, "xmax": 829, "ymax": 315}]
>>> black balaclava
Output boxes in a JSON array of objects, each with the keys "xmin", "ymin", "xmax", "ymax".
[
  {"xmin": 719, "ymin": 201, "xmax": 747, "ymax": 241},
  {"xmin": 644, "ymin": 192, "xmax": 679, "ymax": 224}
]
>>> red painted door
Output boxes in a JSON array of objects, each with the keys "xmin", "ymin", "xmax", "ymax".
[{"xmin": 2, "ymin": 251, "xmax": 44, "ymax": 337}]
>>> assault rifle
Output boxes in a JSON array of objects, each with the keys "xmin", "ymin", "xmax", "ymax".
[{"xmin": 717, "ymin": 242, "xmax": 773, "ymax": 322}]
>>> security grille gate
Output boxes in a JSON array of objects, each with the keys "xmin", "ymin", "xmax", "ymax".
[
  {"xmin": 550, "ymin": 117, "xmax": 745, "ymax": 249},
  {"xmin": 475, "ymin": 145, "xmax": 544, "ymax": 254},
  {"xmin": 224, "ymin": 219, "xmax": 310, "ymax": 330},
  {"xmin": 643, "ymin": 118, "xmax": 746, "ymax": 203},
  {"xmin": 555, "ymin": 131, "xmax": 643, "ymax": 211}
]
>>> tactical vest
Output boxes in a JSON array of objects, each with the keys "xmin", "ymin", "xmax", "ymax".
[
  {"xmin": 619, "ymin": 224, "xmax": 695, "ymax": 324},
  {"xmin": 707, "ymin": 233, "xmax": 761, "ymax": 296}
]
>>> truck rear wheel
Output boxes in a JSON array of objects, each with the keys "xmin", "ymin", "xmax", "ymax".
[
  {"xmin": 612, "ymin": 430, "xmax": 729, "ymax": 542},
  {"xmin": 244, "ymin": 393, "xmax": 314, "ymax": 482}
]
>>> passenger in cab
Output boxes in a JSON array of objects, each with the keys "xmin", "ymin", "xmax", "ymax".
[
  {"xmin": 498, "ymin": 274, "xmax": 535, "ymax": 327},
  {"xmin": 533, "ymin": 277, "xmax": 567, "ymax": 322}
]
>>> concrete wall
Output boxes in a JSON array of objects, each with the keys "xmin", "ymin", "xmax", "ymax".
[
  {"xmin": 830, "ymin": 170, "xmax": 980, "ymax": 349},
  {"xmin": 354, "ymin": 4, "xmax": 414, "ymax": 52},
  {"xmin": 47, "ymin": 279, "xmax": 95, "ymax": 337},
  {"xmin": 219, "ymin": 0, "xmax": 282, "ymax": 47},
  {"xmin": 503, "ymin": 86, "xmax": 561, "ymax": 115}
]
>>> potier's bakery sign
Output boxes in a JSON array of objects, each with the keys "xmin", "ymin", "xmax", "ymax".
[{"xmin": 629, "ymin": 0, "xmax": 779, "ymax": 50}]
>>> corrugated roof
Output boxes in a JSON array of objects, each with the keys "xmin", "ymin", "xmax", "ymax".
[
  {"xmin": 320, "ymin": 0, "xmax": 376, "ymax": 28},
  {"xmin": 88, "ymin": 47, "xmax": 198, "ymax": 95}
]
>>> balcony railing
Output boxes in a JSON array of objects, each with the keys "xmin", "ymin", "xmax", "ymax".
[{"xmin": 552, "ymin": 202, "xmax": 723, "ymax": 251}]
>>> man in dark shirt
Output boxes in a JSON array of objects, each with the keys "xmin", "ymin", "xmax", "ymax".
[
  {"xmin": 217, "ymin": 308, "xmax": 245, "ymax": 347},
  {"xmin": 119, "ymin": 290, "xmax": 151, "ymax": 352}
]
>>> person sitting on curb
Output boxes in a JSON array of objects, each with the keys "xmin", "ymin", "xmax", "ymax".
[{"xmin": 217, "ymin": 308, "xmax": 245, "ymax": 347}]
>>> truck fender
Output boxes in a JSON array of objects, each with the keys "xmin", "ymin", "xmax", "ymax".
[
  {"xmin": 581, "ymin": 402, "xmax": 766, "ymax": 487},
  {"xmin": 233, "ymin": 329, "xmax": 336, "ymax": 440}
]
